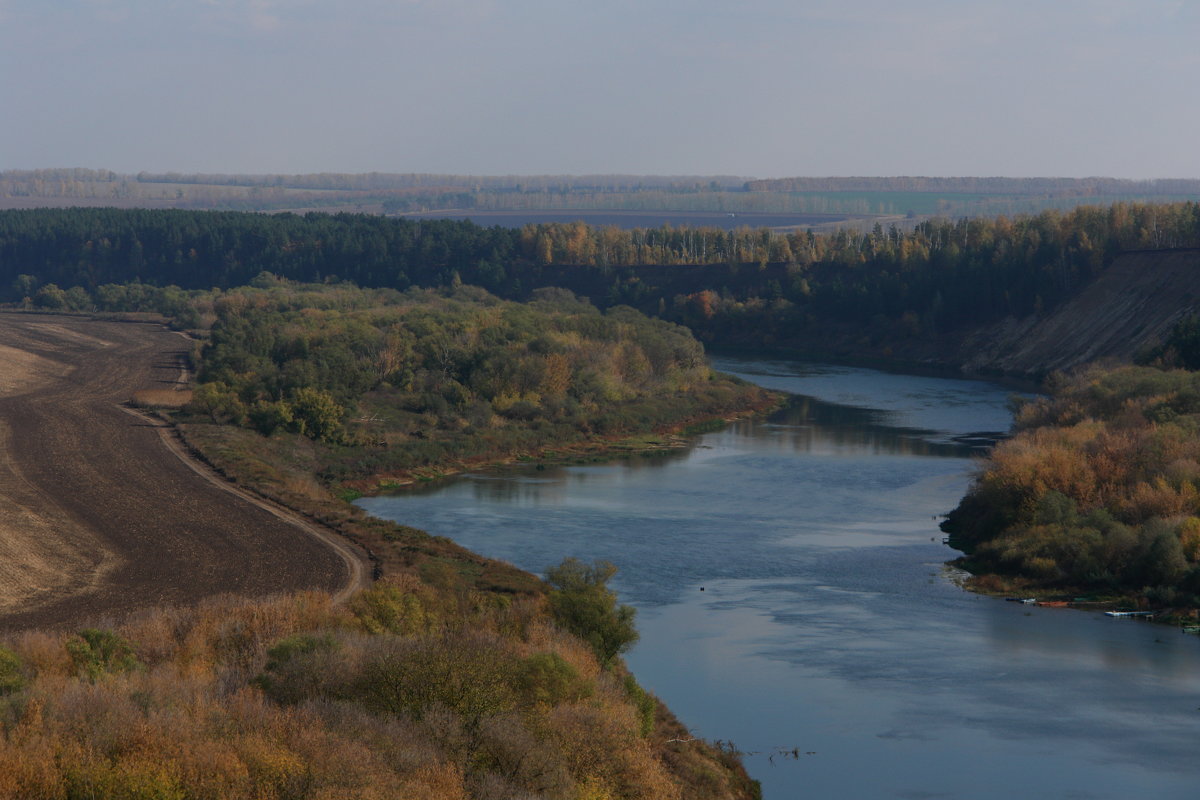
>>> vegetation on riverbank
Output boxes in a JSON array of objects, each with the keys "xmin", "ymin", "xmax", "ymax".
[
  {"xmin": 942, "ymin": 355, "xmax": 1200, "ymax": 611},
  {"xmin": 0, "ymin": 277, "xmax": 769, "ymax": 797},
  {"xmin": 4, "ymin": 196, "xmax": 1199, "ymax": 793},
  {"xmin": 173, "ymin": 276, "xmax": 774, "ymax": 482},
  {"xmin": 0, "ymin": 583, "xmax": 757, "ymax": 799},
  {"xmin": 159, "ymin": 278, "xmax": 772, "ymax": 586}
]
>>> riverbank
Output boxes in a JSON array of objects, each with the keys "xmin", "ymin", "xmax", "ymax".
[
  {"xmin": 166, "ymin": 377, "xmax": 769, "ymax": 799},
  {"xmin": 0, "ymin": 309, "xmax": 763, "ymax": 799},
  {"xmin": 356, "ymin": 357, "xmax": 1200, "ymax": 800},
  {"xmin": 341, "ymin": 389, "xmax": 784, "ymax": 496},
  {"xmin": 941, "ymin": 363, "xmax": 1200, "ymax": 618}
]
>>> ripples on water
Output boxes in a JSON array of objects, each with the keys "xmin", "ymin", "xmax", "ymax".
[{"xmin": 359, "ymin": 358, "xmax": 1200, "ymax": 800}]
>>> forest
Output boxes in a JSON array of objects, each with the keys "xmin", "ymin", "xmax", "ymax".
[
  {"xmin": 4, "ymin": 202, "xmax": 1200, "ymax": 362},
  {"xmin": 177, "ymin": 278, "xmax": 771, "ymax": 487}
]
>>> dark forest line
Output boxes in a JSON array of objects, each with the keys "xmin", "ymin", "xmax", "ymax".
[{"xmin": 4, "ymin": 203, "xmax": 1199, "ymax": 362}]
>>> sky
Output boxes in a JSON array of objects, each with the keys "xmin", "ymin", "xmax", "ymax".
[{"xmin": 1, "ymin": 0, "xmax": 1197, "ymax": 179}]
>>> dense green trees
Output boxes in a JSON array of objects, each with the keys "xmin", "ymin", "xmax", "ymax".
[
  {"xmin": 1140, "ymin": 314, "xmax": 1200, "ymax": 370},
  {"xmin": 184, "ymin": 281, "xmax": 714, "ymax": 441},
  {"xmin": 0, "ymin": 208, "xmax": 524, "ymax": 298}
]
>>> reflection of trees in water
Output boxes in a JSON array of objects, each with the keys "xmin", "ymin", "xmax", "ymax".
[
  {"xmin": 469, "ymin": 475, "xmax": 570, "ymax": 505},
  {"xmin": 740, "ymin": 395, "xmax": 985, "ymax": 458},
  {"xmin": 395, "ymin": 392, "xmax": 994, "ymax": 506}
]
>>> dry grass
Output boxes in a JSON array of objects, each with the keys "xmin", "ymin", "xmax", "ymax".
[
  {"xmin": 0, "ymin": 586, "xmax": 756, "ymax": 800},
  {"xmin": 131, "ymin": 388, "xmax": 193, "ymax": 409}
]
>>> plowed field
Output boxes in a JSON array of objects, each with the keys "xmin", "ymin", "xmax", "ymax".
[{"xmin": 0, "ymin": 313, "xmax": 366, "ymax": 630}]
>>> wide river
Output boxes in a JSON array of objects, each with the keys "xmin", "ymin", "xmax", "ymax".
[{"xmin": 359, "ymin": 357, "xmax": 1200, "ymax": 800}]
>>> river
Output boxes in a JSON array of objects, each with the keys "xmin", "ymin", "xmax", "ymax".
[{"xmin": 358, "ymin": 357, "xmax": 1200, "ymax": 800}]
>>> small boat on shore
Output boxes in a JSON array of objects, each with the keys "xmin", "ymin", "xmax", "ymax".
[{"xmin": 1104, "ymin": 611, "xmax": 1154, "ymax": 618}]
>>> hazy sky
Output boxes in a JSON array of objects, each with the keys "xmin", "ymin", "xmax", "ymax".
[{"xmin": 2, "ymin": 0, "xmax": 1197, "ymax": 179}]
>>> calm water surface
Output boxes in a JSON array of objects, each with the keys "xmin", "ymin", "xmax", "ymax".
[{"xmin": 359, "ymin": 358, "xmax": 1200, "ymax": 800}]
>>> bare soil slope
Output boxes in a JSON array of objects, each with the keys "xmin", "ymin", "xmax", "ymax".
[
  {"xmin": 0, "ymin": 313, "xmax": 362, "ymax": 630},
  {"xmin": 956, "ymin": 249, "xmax": 1200, "ymax": 378}
]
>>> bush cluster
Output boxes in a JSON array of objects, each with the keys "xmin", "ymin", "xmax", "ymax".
[
  {"xmin": 0, "ymin": 577, "xmax": 754, "ymax": 799},
  {"xmin": 944, "ymin": 362, "xmax": 1200, "ymax": 604},
  {"xmin": 173, "ymin": 280, "xmax": 767, "ymax": 478}
]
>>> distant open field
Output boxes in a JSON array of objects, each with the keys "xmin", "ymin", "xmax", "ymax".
[
  {"xmin": 0, "ymin": 314, "xmax": 367, "ymax": 630},
  {"xmin": 5, "ymin": 171, "xmax": 1198, "ymax": 225},
  {"xmin": 0, "ymin": 196, "xmax": 181, "ymax": 211},
  {"xmin": 398, "ymin": 208, "xmax": 863, "ymax": 231}
]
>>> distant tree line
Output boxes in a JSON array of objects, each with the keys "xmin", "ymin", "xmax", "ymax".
[
  {"xmin": 4, "ymin": 203, "xmax": 1199, "ymax": 355},
  {"xmin": 0, "ymin": 208, "xmax": 521, "ymax": 296},
  {"xmin": 10, "ymin": 169, "xmax": 1199, "ymax": 217},
  {"xmin": 745, "ymin": 176, "xmax": 1200, "ymax": 196},
  {"xmin": 0, "ymin": 168, "xmax": 747, "ymax": 193},
  {"xmin": 12, "ymin": 169, "xmax": 1197, "ymax": 199}
]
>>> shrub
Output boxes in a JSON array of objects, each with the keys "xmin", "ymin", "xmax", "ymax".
[
  {"xmin": 248, "ymin": 399, "xmax": 293, "ymax": 436},
  {"xmin": 622, "ymin": 675, "xmax": 657, "ymax": 738},
  {"xmin": 545, "ymin": 558, "xmax": 638, "ymax": 667},
  {"xmin": 515, "ymin": 652, "xmax": 591, "ymax": 707},
  {"xmin": 0, "ymin": 646, "xmax": 25, "ymax": 695},
  {"xmin": 63, "ymin": 761, "xmax": 187, "ymax": 800},
  {"xmin": 66, "ymin": 629, "xmax": 141, "ymax": 680},
  {"xmin": 351, "ymin": 633, "xmax": 519, "ymax": 737},
  {"xmin": 350, "ymin": 577, "xmax": 438, "ymax": 636},
  {"xmin": 254, "ymin": 633, "xmax": 342, "ymax": 705},
  {"xmin": 289, "ymin": 387, "xmax": 344, "ymax": 442}
]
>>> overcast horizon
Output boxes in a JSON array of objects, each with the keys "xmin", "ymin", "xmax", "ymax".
[{"xmin": 2, "ymin": 1, "xmax": 1197, "ymax": 180}]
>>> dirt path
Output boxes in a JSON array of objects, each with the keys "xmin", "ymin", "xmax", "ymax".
[{"xmin": 0, "ymin": 313, "xmax": 370, "ymax": 630}]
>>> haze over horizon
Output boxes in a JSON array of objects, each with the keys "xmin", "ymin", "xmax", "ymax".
[{"xmin": 2, "ymin": 0, "xmax": 1197, "ymax": 180}]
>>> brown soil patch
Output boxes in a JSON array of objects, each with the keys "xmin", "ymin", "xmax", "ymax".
[
  {"xmin": 0, "ymin": 313, "xmax": 370, "ymax": 631},
  {"xmin": 0, "ymin": 342, "xmax": 69, "ymax": 397}
]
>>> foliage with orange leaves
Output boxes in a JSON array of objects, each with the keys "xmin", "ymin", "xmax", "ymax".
[
  {"xmin": 944, "ymin": 364, "xmax": 1200, "ymax": 605},
  {"xmin": 0, "ymin": 578, "xmax": 758, "ymax": 800}
]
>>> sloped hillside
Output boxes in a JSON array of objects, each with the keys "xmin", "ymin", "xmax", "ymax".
[{"xmin": 956, "ymin": 249, "xmax": 1200, "ymax": 379}]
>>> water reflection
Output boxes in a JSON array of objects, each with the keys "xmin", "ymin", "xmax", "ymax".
[
  {"xmin": 403, "ymin": 392, "xmax": 986, "ymax": 511},
  {"xmin": 711, "ymin": 355, "xmax": 1016, "ymax": 440},
  {"xmin": 733, "ymin": 395, "xmax": 990, "ymax": 457}
]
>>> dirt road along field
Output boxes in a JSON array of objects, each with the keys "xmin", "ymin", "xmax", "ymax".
[{"xmin": 0, "ymin": 313, "xmax": 366, "ymax": 630}]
